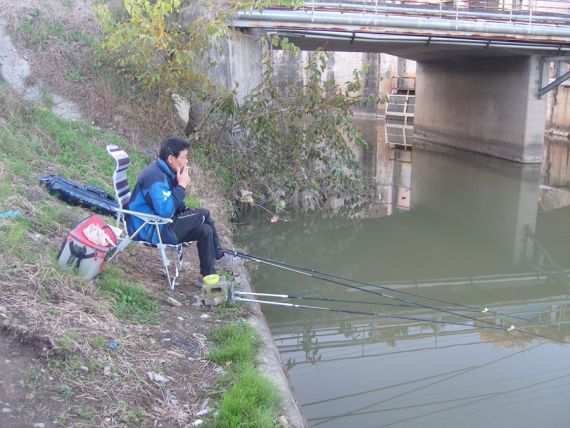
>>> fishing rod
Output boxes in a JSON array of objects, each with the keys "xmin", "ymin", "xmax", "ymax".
[
  {"xmin": 236, "ymin": 292, "xmax": 570, "ymax": 332},
  {"xmin": 223, "ymin": 247, "xmax": 568, "ymax": 325},
  {"xmin": 223, "ymin": 248, "xmax": 570, "ymax": 343},
  {"xmin": 224, "ymin": 248, "xmax": 511, "ymax": 327},
  {"xmin": 236, "ymin": 291, "xmax": 545, "ymax": 316},
  {"xmin": 236, "ymin": 291, "xmax": 423, "ymax": 310},
  {"xmin": 233, "ymin": 296, "xmax": 512, "ymax": 331},
  {"xmin": 234, "ymin": 291, "xmax": 508, "ymax": 314}
]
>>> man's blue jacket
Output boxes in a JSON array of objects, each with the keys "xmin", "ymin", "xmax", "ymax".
[{"xmin": 127, "ymin": 159, "xmax": 185, "ymax": 244}]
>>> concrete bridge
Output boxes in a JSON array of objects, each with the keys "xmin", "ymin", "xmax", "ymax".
[{"xmin": 233, "ymin": 0, "xmax": 570, "ymax": 163}]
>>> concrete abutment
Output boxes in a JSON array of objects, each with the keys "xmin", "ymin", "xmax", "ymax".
[{"xmin": 414, "ymin": 55, "xmax": 547, "ymax": 163}]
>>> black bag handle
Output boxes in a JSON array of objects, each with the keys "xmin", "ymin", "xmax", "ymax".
[{"xmin": 68, "ymin": 240, "xmax": 96, "ymax": 268}]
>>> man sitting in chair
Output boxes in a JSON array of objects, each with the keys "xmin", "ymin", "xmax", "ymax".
[{"xmin": 128, "ymin": 137, "xmax": 230, "ymax": 282}]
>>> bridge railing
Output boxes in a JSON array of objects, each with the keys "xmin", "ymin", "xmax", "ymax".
[{"xmin": 300, "ymin": 0, "xmax": 570, "ymax": 26}]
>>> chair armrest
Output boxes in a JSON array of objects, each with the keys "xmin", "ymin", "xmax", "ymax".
[{"xmin": 112, "ymin": 207, "xmax": 173, "ymax": 224}]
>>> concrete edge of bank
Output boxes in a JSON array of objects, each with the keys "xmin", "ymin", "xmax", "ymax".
[{"xmin": 231, "ymin": 258, "xmax": 308, "ymax": 428}]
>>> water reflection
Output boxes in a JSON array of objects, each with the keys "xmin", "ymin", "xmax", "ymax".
[
  {"xmin": 413, "ymin": 144, "xmax": 540, "ymax": 264},
  {"xmin": 235, "ymin": 134, "xmax": 570, "ymax": 427}
]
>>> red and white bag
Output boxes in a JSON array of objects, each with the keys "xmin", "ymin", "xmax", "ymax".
[{"xmin": 57, "ymin": 215, "xmax": 118, "ymax": 279}]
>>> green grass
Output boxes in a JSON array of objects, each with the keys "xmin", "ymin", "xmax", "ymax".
[
  {"xmin": 19, "ymin": 17, "xmax": 64, "ymax": 49},
  {"xmin": 97, "ymin": 266, "xmax": 160, "ymax": 324},
  {"xmin": 0, "ymin": 181, "xmax": 12, "ymax": 201},
  {"xmin": 205, "ymin": 320, "xmax": 282, "ymax": 427},
  {"xmin": 68, "ymin": 30, "xmax": 94, "ymax": 48},
  {"xmin": 18, "ymin": 14, "xmax": 93, "ymax": 51},
  {"xmin": 207, "ymin": 320, "xmax": 259, "ymax": 366},
  {"xmin": 1, "ymin": 220, "xmax": 35, "ymax": 262},
  {"xmin": 124, "ymin": 406, "xmax": 145, "ymax": 426},
  {"xmin": 89, "ymin": 335, "xmax": 108, "ymax": 349},
  {"xmin": 214, "ymin": 302, "xmax": 242, "ymax": 319},
  {"xmin": 57, "ymin": 330, "xmax": 80, "ymax": 355},
  {"xmin": 59, "ymin": 383, "xmax": 74, "ymax": 401},
  {"xmin": 65, "ymin": 70, "xmax": 86, "ymax": 83},
  {"xmin": 207, "ymin": 367, "xmax": 280, "ymax": 428},
  {"xmin": 184, "ymin": 196, "xmax": 201, "ymax": 209},
  {"xmin": 6, "ymin": 222, "xmax": 28, "ymax": 246},
  {"xmin": 0, "ymin": 86, "xmax": 145, "ymax": 192},
  {"xmin": 37, "ymin": 203, "xmax": 64, "ymax": 227}
]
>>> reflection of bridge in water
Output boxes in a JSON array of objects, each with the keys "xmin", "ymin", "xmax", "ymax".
[
  {"xmin": 268, "ymin": 282, "xmax": 570, "ymax": 427},
  {"xmin": 268, "ymin": 281, "xmax": 570, "ymax": 427},
  {"xmin": 273, "ymin": 290, "xmax": 570, "ymax": 368}
]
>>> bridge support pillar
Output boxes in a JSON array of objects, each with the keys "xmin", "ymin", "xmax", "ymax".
[{"xmin": 414, "ymin": 56, "xmax": 546, "ymax": 163}]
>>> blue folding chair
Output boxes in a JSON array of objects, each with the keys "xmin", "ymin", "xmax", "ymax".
[{"xmin": 106, "ymin": 145, "xmax": 185, "ymax": 289}]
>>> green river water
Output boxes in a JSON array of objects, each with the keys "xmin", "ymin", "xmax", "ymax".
[{"xmin": 234, "ymin": 120, "xmax": 570, "ymax": 428}]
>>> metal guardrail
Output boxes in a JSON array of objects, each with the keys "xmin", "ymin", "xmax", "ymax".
[
  {"xmin": 236, "ymin": 1, "xmax": 570, "ymax": 46},
  {"xmin": 301, "ymin": 1, "xmax": 570, "ymax": 26}
]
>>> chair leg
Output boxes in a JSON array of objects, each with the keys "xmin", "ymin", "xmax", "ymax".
[
  {"xmin": 168, "ymin": 245, "xmax": 183, "ymax": 290},
  {"xmin": 155, "ymin": 244, "xmax": 184, "ymax": 290},
  {"xmin": 157, "ymin": 244, "xmax": 173, "ymax": 290},
  {"xmin": 176, "ymin": 244, "xmax": 184, "ymax": 265}
]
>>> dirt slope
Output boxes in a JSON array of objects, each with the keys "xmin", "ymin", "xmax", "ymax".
[{"xmin": 0, "ymin": 1, "xmax": 244, "ymax": 426}]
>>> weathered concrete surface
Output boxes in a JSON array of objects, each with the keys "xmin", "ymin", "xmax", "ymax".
[
  {"xmin": 546, "ymin": 83, "xmax": 570, "ymax": 139},
  {"xmin": 232, "ymin": 259, "xmax": 308, "ymax": 428},
  {"xmin": 182, "ymin": 31, "xmax": 264, "ymax": 128},
  {"xmin": 415, "ymin": 56, "xmax": 547, "ymax": 163},
  {"xmin": 0, "ymin": 18, "xmax": 81, "ymax": 121},
  {"xmin": 541, "ymin": 138, "xmax": 570, "ymax": 188},
  {"xmin": 271, "ymin": 49, "xmax": 416, "ymax": 114},
  {"xmin": 539, "ymin": 185, "xmax": 570, "ymax": 212},
  {"xmin": 227, "ymin": 32, "xmax": 264, "ymax": 103},
  {"xmin": 0, "ymin": 18, "xmax": 28, "ymax": 93}
]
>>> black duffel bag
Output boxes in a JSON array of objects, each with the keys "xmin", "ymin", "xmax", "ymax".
[{"xmin": 38, "ymin": 175, "xmax": 119, "ymax": 216}]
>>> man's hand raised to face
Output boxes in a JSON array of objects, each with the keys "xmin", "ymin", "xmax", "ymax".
[{"xmin": 177, "ymin": 165, "xmax": 191, "ymax": 189}]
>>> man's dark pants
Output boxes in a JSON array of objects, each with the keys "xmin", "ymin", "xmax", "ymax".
[{"xmin": 169, "ymin": 208, "xmax": 222, "ymax": 276}]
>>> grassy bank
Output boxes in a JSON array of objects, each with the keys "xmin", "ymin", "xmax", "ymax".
[
  {"xmin": 0, "ymin": 83, "xmax": 171, "ymax": 424},
  {"xmin": 1, "ymin": 1, "xmax": 288, "ymax": 424},
  {"xmin": 0, "ymin": 81, "xmax": 285, "ymax": 426},
  {"xmin": 206, "ymin": 320, "xmax": 282, "ymax": 427}
]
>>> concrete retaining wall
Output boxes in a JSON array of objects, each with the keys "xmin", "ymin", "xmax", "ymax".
[
  {"xmin": 232, "ymin": 259, "xmax": 308, "ymax": 428},
  {"xmin": 271, "ymin": 50, "xmax": 416, "ymax": 114}
]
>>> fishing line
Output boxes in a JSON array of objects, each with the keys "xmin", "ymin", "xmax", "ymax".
[
  {"xmin": 234, "ymin": 297, "xmax": 510, "ymax": 331},
  {"xmin": 224, "ymin": 248, "xmax": 570, "ymax": 343},
  {"xmin": 311, "ymin": 342, "xmax": 553, "ymax": 427},
  {"xmin": 302, "ymin": 342, "xmax": 549, "ymax": 408},
  {"xmin": 224, "ymin": 248, "xmax": 559, "ymax": 324},
  {"xmin": 375, "ymin": 372, "xmax": 570, "ymax": 428},
  {"xmin": 227, "ymin": 250, "xmax": 502, "ymax": 328}
]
